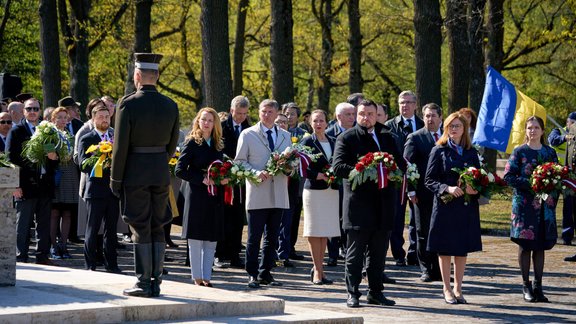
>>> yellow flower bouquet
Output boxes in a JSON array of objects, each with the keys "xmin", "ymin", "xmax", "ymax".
[{"xmin": 82, "ymin": 141, "xmax": 113, "ymax": 178}]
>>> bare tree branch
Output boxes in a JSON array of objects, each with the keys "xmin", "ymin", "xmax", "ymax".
[
  {"xmin": 88, "ymin": 1, "xmax": 129, "ymax": 52},
  {"xmin": 365, "ymin": 54, "xmax": 401, "ymax": 94},
  {"xmin": 0, "ymin": 0, "xmax": 13, "ymax": 52}
]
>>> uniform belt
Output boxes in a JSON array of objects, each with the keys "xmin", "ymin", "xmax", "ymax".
[{"xmin": 131, "ymin": 146, "xmax": 166, "ymax": 153}]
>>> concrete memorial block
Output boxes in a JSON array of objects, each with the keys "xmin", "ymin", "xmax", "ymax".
[{"xmin": 0, "ymin": 166, "xmax": 19, "ymax": 287}]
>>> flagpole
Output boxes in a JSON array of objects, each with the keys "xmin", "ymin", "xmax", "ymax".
[{"xmin": 547, "ymin": 114, "xmax": 566, "ymax": 134}]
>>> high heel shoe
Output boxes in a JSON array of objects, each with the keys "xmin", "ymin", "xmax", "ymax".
[
  {"xmin": 522, "ymin": 281, "xmax": 536, "ymax": 302},
  {"xmin": 443, "ymin": 291, "xmax": 457, "ymax": 304},
  {"xmin": 310, "ymin": 268, "xmax": 314, "ymax": 282},
  {"xmin": 453, "ymin": 290, "xmax": 467, "ymax": 304}
]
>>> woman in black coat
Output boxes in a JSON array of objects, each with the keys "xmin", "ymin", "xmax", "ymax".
[
  {"xmin": 301, "ymin": 110, "xmax": 340, "ymax": 285},
  {"xmin": 425, "ymin": 112, "xmax": 482, "ymax": 305},
  {"xmin": 175, "ymin": 107, "xmax": 228, "ymax": 287}
]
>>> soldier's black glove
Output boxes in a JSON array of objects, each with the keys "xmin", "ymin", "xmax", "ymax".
[{"xmin": 110, "ymin": 179, "xmax": 122, "ymax": 198}]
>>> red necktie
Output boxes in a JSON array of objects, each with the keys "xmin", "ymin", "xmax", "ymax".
[{"xmin": 433, "ymin": 133, "xmax": 439, "ymax": 142}]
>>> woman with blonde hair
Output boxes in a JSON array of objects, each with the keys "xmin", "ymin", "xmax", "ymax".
[
  {"xmin": 425, "ymin": 112, "xmax": 482, "ymax": 304},
  {"xmin": 175, "ymin": 107, "xmax": 228, "ymax": 287}
]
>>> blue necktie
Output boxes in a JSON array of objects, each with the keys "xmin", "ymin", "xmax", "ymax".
[
  {"xmin": 234, "ymin": 125, "xmax": 240, "ymax": 138},
  {"xmin": 266, "ymin": 129, "xmax": 274, "ymax": 151}
]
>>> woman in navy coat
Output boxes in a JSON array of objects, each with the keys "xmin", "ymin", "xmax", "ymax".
[
  {"xmin": 425, "ymin": 112, "xmax": 482, "ymax": 304},
  {"xmin": 300, "ymin": 110, "xmax": 340, "ymax": 285},
  {"xmin": 175, "ymin": 107, "xmax": 228, "ymax": 287}
]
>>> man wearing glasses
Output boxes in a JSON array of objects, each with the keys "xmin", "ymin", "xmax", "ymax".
[
  {"xmin": 6, "ymin": 98, "xmax": 58, "ymax": 265},
  {"xmin": 0, "ymin": 112, "xmax": 13, "ymax": 151}
]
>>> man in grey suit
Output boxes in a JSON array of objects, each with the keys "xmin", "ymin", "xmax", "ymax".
[{"xmin": 235, "ymin": 99, "xmax": 291, "ymax": 288}]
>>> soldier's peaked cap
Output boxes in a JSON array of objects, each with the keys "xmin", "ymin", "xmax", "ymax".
[{"xmin": 134, "ymin": 53, "xmax": 163, "ymax": 71}]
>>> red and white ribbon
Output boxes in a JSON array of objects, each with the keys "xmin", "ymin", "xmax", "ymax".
[
  {"xmin": 562, "ymin": 179, "xmax": 576, "ymax": 191},
  {"xmin": 224, "ymin": 186, "xmax": 234, "ymax": 205},
  {"xmin": 376, "ymin": 162, "xmax": 388, "ymax": 189},
  {"xmin": 297, "ymin": 152, "xmax": 312, "ymax": 178},
  {"xmin": 206, "ymin": 159, "xmax": 223, "ymax": 196}
]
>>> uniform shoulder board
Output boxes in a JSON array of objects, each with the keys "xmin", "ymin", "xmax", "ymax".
[{"xmin": 117, "ymin": 91, "xmax": 137, "ymax": 107}]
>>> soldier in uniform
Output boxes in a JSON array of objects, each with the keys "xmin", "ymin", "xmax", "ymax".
[
  {"xmin": 563, "ymin": 122, "xmax": 576, "ymax": 262},
  {"xmin": 110, "ymin": 53, "xmax": 180, "ymax": 297}
]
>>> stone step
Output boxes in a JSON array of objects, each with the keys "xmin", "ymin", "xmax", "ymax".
[
  {"xmin": 1, "ymin": 263, "xmax": 284, "ymax": 323},
  {"xmin": 145, "ymin": 306, "xmax": 364, "ymax": 323}
]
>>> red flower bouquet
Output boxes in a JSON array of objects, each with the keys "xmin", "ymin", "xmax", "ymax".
[
  {"xmin": 441, "ymin": 166, "xmax": 508, "ymax": 204},
  {"xmin": 530, "ymin": 162, "xmax": 576, "ymax": 201},
  {"xmin": 322, "ymin": 164, "xmax": 341, "ymax": 186},
  {"xmin": 207, "ymin": 159, "xmax": 234, "ymax": 204},
  {"xmin": 348, "ymin": 152, "xmax": 403, "ymax": 191}
]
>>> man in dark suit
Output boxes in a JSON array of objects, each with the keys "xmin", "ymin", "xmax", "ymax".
[
  {"xmin": 333, "ymin": 99, "xmax": 405, "ymax": 307},
  {"xmin": 0, "ymin": 112, "xmax": 13, "ymax": 151},
  {"xmin": 6, "ymin": 98, "xmax": 58, "ymax": 265},
  {"xmin": 214, "ymin": 95, "xmax": 251, "ymax": 268},
  {"xmin": 111, "ymin": 53, "xmax": 180, "ymax": 297},
  {"xmin": 404, "ymin": 103, "xmax": 443, "ymax": 282},
  {"xmin": 384, "ymin": 90, "xmax": 424, "ymax": 267},
  {"xmin": 78, "ymin": 105, "xmax": 121, "ymax": 273}
]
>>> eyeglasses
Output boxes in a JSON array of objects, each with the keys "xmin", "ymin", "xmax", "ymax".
[
  {"xmin": 25, "ymin": 107, "xmax": 40, "ymax": 112},
  {"xmin": 448, "ymin": 124, "xmax": 463, "ymax": 129},
  {"xmin": 0, "ymin": 120, "xmax": 12, "ymax": 125}
]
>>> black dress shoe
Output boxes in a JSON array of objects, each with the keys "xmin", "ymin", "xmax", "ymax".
[
  {"xmin": 326, "ymin": 258, "xmax": 337, "ymax": 267},
  {"xmin": 258, "ymin": 274, "xmax": 282, "ymax": 286},
  {"xmin": 420, "ymin": 273, "xmax": 433, "ymax": 282},
  {"xmin": 367, "ymin": 294, "xmax": 396, "ymax": 306},
  {"xmin": 123, "ymin": 283, "xmax": 152, "ymax": 297},
  {"xmin": 346, "ymin": 295, "xmax": 360, "ymax": 308},
  {"xmin": 382, "ymin": 273, "xmax": 396, "ymax": 284},
  {"xmin": 106, "ymin": 267, "xmax": 124, "ymax": 274},
  {"xmin": 395, "ymin": 259, "xmax": 407, "ymax": 266},
  {"xmin": 35, "ymin": 255, "xmax": 55, "ymax": 266},
  {"xmin": 166, "ymin": 240, "xmax": 179, "ymax": 248},
  {"xmin": 116, "ymin": 242, "xmax": 127, "ymax": 250},
  {"xmin": 248, "ymin": 276, "xmax": 260, "ymax": 288},
  {"xmin": 407, "ymin": 257, "xmax": 419, "ymax": 266},
  {"xmin": 16, "ymin": 255, "xmax": 28, "ymax": 263},
  {"xmin": 564, "ymin": 254, "xmax": 576, "ymax": 262},
  {"xmin": 289, "ymin": 252, "xmax": 305, "ymax": 261}
]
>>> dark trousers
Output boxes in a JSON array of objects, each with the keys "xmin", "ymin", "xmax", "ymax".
[
  {"xmin": 84, "ymin": 195, "xmax": 119, "ymax": 268},
  {"xmin": 16, "ymin": 197, "xmax": 52, "ymax": 258},
  {"xmin": 563, "ymin": 194, "xmax": 575, "ymax": 243},
  {"xmin": 122, "ymin": 185, "xmax": 170, "ymax": 244},
  {"xmin": 277, "ymin": 208, "xmax": 292, "ymax": 260},
  {"xmin": 327, "ymin": 184, "xmax": 345, "ymax": 259},
  {"xmin": 289, "ymin": 196, "xmax": 303, "ymax": 254},
  {"xmin": 390, "ymin": 189, "xmax": 407, "ymax": 260},
  {"xmin": 245, "ymin": 208, "xmax": 282, "ymax": 278},
  {"xmin": 345, "ymin": 228, "xmax": 386, "ymax": 298},
  {"xmin": 414, "ymin": 198, "xmax": 440, "ymax": 276},
  {"xmin": 216, "ymin": 187, "xmax": 245, "ymax": 261}
]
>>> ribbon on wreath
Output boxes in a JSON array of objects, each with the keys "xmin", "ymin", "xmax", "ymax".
[
  {"xmin": 206, "ymin": 159, "xmax": 223, "ymax": 196},
  {"xmin": 297, "ymin": 152, "xmax": 312, "ymax": 178},
  {"xmin": 562, "ymin": 178, "xmax": 576, "ymax": 191},
  {"xmin": 90, "ymin": 153, "xmax": 108, "ymax": 178},
  {"xmin": 224, "ymin": 185, "xmax": 234, "ymax": 205},
  {"xmin": 376, "ymin": 162, "xmax": 388, "ymax": 189}
]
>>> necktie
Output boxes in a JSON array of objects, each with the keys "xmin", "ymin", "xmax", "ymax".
[
  {"xmin": 371, "ymin": 132, "xmax": 381, "ymax": 150},
  {"xmin": 433, "ymin": 132, "xmax": 439, "ymax": 142},
  {"xmin": 266, "ymin": 129, "xmax": 274, "ymax": 151},
  {"xmin": 405, "ymin": 119, "xmax": 413, "ymax": 133},
  {"xmin": 234, "ymin": 125, "xmax": 240, "ymax": 138},
  {"xmin": 102, "ymin": 133, "xmax": 108, "ymax": 141},
  {"xmin": 31, "ymin": 126, "xmax": 35, "ymax": 133}
]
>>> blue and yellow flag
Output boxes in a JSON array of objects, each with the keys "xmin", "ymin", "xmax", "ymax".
[{"xmin": 473, "ymin": 66, "xmax": 546, "ymax": 153}]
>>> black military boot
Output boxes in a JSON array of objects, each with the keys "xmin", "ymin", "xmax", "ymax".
[
  {"xmin": 123, "ymin": 243, "xmax": 153, "ymax": 297},
  {"xmin": 533, "ymin": 280, "xmax": 549, "ymax": 302},
  {"xmin": 522, "ymin": 281, "xmax": 536, "ymax": 302},
  {"xmin": 151, "ymin": 242, "xmax": 166, "ymax": 297}
]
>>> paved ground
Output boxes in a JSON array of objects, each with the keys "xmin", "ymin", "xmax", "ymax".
[{"xmin": 40, "ymin": 223, "xmax": 576, "ymax": 323}]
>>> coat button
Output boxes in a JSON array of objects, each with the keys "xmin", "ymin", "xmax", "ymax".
[{"xmin": 464, "ymin": 163, "xmax": 468, "ymax": 166}]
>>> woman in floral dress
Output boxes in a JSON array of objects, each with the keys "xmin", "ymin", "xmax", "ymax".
[{"xmin": 504, "ymin": 116, "xmax": 558, "ymax": 303}]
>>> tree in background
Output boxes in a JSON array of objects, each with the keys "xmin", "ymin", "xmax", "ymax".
[
  {"xmin": 201, "ymin": 0, "xmax": 233, "ymax": 112},
  {"xmin": 413, "ymin": 0, "xmax": 442, "ymax": 109},
  {"xmin": 270, "ymin": 0, "xmax": 294, "ymax": 105},
  {"xmin": 233, "ymin": 0, "xmax": 250, "ymax": 96},
  {"xmin": 468, "ymin": 0, "xmax": 487, "ymax": 112},
  {"xmin": 446, "ymin": 0, "xmax": 470, "ymax": 113},
  {"xmin": 39, "ymin": 0, "xmax": 61, "ymax": 107},
  {"xmin": 347, "ymin": 0, "xmax": 362, "ymax": 94}
]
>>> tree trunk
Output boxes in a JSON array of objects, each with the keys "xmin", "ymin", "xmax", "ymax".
[
  {"xmin": 39, "ymin": 0, "xmax": 61, "ymax": 108},
  {"xmin": 270, "ymin": 0, "xmax": 294, "ymax": 104},
  {"xmin": 486, "ymin": 0, "xmax": 504, "ymax": 71},
  {"xmin": 468, "ymin": 0, "xmax": 486, "ymax": 112},
  {"xmin": 347, "ymin": 0, "xmax": 362, "ymax": 94},
  {"xmin": 233, "ymin": 0, "xmax": 249, "ymax": 96},
  {"xmin": 446, "ymin": 0, "xmax": 470, "ymax": 113},
  {"xmin": 413, "ymin": 0, "xmax": 442, "ymax": 108},
  {"xmin": 125, "ymin": 0, "xmax": 153, "ymax": 95},
  {"xmin": 201, "ymin": 0, "xmax": 233, "ymax": 112},
  {"xmin": 0, "ymin": 0, "xmax": 13, "ymax": 53},
  {"xmin": 68, "ymin": 0, "xmax": 91, "ymax": 116}
]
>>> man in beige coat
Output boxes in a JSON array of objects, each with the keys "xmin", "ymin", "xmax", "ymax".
[{"xmin": 235, "ymin": 99, "xmax": 291, "ymax": 288}]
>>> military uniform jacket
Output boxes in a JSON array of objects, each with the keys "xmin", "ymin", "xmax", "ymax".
[{"xmin": 111, "ymin": 85, "xmax": 180, "ymax": 187}]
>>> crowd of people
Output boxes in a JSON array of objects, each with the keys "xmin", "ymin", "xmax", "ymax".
[{"xmin": 3, "ymin": 54, "xmax": 574, "ymax": 306}]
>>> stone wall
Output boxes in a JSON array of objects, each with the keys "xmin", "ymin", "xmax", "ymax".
[{"xmin": 0, "ymin": 167, "xmax": 19, "ymax": 286}]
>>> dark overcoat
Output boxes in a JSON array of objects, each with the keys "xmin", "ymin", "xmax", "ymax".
[
  {"xmin": 332, "ymin": 123, "xmax": 406, "ymax": 231},
  {"xmin": 425, "ymin": 144, "xmax": 482, "ymax": 255},
  {"xmin": 175, "ymin": 138, "xmax": 225, "ymax": 242}
]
